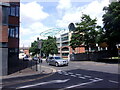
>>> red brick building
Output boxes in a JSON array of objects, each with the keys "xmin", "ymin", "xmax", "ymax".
[
  {"xmin": 0, "ymin": 0, "xmax": 20, "ymax": 75},
  {"xmin": 56, "ymin": 32, "xmax": 85, "ymax": 58}
]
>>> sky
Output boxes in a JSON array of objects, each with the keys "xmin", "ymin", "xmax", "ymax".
[{"xmin": 20, "ymin": 0, "xmax": 110, "ymax": 47}]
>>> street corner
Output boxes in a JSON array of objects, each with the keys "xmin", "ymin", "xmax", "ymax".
[{"xmin": 41, "ymin": 65, "xmax": 57, "ymax": 74}]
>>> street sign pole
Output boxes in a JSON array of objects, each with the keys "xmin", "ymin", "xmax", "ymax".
[{"xmin": 38, "ymin": 39, "xmax": 42, "ymax": 73}]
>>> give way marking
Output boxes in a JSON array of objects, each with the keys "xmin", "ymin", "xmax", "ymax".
[{"xmin": 59, "ymin": 78, "xmax": 103, "ymax": 90}]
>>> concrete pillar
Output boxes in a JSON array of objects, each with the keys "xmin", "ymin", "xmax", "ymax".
[{"xmin": 0, "ymin": 48, "xmax": 8, "ymax": 76}]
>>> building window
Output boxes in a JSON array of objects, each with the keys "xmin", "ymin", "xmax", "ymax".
[
  {"xmin": 15, "ymin": 27, "xmax": 19, "ymax": 38},
  {"xmin": 8, "ymin": 27, "xmax": 15, "ymax": 37},
  {"xmin": 0, "ymin": 42, "xmax": 8, "ymax": 48},
  {"xmin": 9, "ymin": 6, "xmax": 19, "ymax": 16},
  {"xmin": 10, "ymin": 6, "xmax": 15, "ymax": 16},
  {"xmin": 2, "ymin": 6, "xmax": 8, "ymax": 25},
  {"xmin": 8, "ymin": 27, "xmax": 19, "ymax": 38},
  {"xmin": 62, "ymin": 36, "xmax": 68, "ymax": 41},
  {"xmin": 15, "ymin": 48, "xmax": 18, "ymax": 53},
  {"xmin": 16, "ymin": 6, "xmax": 19, "ymax": 16}
]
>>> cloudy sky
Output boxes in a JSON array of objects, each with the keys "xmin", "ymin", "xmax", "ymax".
[{"xmin": 20, "ymin": 0, "xmax": 110, "ymax": 47}]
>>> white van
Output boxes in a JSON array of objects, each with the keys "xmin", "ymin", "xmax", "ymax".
[{"xmin": 19, "ymin": 53, "xmax": 26, "ymax": 59}]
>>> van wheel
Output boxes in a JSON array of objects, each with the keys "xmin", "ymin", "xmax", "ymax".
[{"xmin": 55, "ymin": 63, "xmax": 59, "ymax": 67}]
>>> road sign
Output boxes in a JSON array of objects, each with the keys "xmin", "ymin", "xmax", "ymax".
[{"xmin": 38, "ymin": 40, "xmax": 42, "ymax": 49}]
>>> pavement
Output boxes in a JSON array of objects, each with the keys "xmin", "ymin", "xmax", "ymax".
[
  {"xmin": 0, "ymin": 59, "xmax": 56, "ymax": 87},
  {"xmin": 1, "ymin": 65, "xmax": 54, "ymax": 79}
]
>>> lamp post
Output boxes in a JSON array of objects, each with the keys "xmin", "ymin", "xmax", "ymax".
[{"xmin": 38, "ymin": 38, "xmax": 42, "ymax": 73}]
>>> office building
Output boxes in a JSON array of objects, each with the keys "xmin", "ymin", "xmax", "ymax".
[
  {"xmin": 0, "ymin": 1, "xmax": 20, "ymax": 75},
  {"xmin": 56, "ymin": 31, "xmax": 85, "ymax": 58}
]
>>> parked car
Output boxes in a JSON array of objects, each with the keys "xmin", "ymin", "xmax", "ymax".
[
  {"xmin": 23, "ymin": 55, "xmax": 29, "ymax": 61},
  {"xmin": 46, "ymin": 56, "xmax": 69, "ymax": 66},
  {"xmin": 19, "ymin": 53, "xmax": 26, "ymax": 59},
  {"xmin": 32, "ymin": 56, "xmax": 42, "ymax": 63},
  {"xmin": 32, "ymin": 56, "xmax": 39, "ymax": 61}
]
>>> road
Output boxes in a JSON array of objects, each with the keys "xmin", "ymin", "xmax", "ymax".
[{"xmin": 2, "ymin": 60, "xmax": 120, "ymax": 89}]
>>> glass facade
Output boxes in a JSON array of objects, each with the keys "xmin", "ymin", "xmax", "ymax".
[
  {"xmin": 0, "ymin": 42, "xmax": 8, "ymax": 48},
  {"xmin": 8, "ymin": 6, "xmax": 19, "ymax": 16},
  {"xmin": 2, "ymin": 6, "xmax": 8, "ymax": 25},
  {"xmin": 8, "ymin": 26, "xmax": 19, "ymax": 38},
  {"xmin": 10, "ymin": 6, "xmax": 15, "ymax": 16},
  {"xmin": 62, "ymin": 36, "xmax": 68, "ymax": 41}
]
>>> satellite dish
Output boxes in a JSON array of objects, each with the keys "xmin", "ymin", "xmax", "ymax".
[{"xmin": 68, "ymin": 23, "xmax": 76, "ymax": 31}]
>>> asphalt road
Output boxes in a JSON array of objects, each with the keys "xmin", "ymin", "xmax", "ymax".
[{"xmin": 2, "ymin": 60, "xmax": 120, "ymax": 90}]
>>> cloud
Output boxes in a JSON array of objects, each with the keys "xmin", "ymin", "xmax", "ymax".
[
  {"xmin": 56, "ymin": 0, "xmax": 110, "ymax": 28},
  {"xmin": 20, "ymin": 2, "xmax": 50, "ymax": 47},
  {"xmin": 56, "ymin": 0, "xmax": 71, "ymax": 10},
  {"xmin": 20, "ymin": 1, "xmax": 49, "ymax": 21},
  {"xmin": 20, "ymin": 22, "xmax": 51, "ymax": 47}
]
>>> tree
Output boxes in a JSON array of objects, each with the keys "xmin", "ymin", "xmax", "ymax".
[
  {"xmin": 41, "ymin": 36, "xmax": 58, "ymax": 57},
  {"xmin": 102, "ymin": 1, "xmax": 120, "ymax": 54},
  {"xmin": 70, "ymin": 14, "xmax": 101, "ymax": 53},
  {"xmin": 29, "ymin": 38, "xmax": 40, "ymax": 56}
]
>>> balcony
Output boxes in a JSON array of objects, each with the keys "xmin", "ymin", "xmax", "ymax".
[{"xmin": 61, "ymin": 51, "xmax": 69, "ymax": 53}]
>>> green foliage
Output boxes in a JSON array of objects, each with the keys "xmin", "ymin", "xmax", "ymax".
[
  {"xmin": 70, "ymin": 14, "xmax": 102, "ymax": 51},
  {"xmin": 102, "ymin": 1, "xmax": 120, "ymax": 45},
  {"xmin": 41, "ymin": 36, "xmax": 58, "ymax": 57},
  {"xmin": 30, "ymin": 36, "xmax": 58, "ymax": 57},
  {"xmin": 29, "ymin": 40, "xmax": 40, "ymax": 56}
]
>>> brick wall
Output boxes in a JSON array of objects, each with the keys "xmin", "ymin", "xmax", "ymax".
[
  {"xmin": 0, "ymin": 26, "xmax": 8, "ymax": 42},
  {"xmin": 8, "ymin": 38, "xmax": 19, "ymax": 48},
  {"xmin": 9, "ymin": 16, "xmax": 19, "ymax": 25}
]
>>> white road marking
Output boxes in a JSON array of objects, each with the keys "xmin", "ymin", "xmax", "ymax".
[
  {"xmin": 109, "ymin": 80, "xmax": 119, "ymax": 84},
  {"xmin": 57, "ymin": 70, "xmax": 62, "ymax": 74},
  {"xmin": 68, "ymin": 72, "xmax": 73, "ymax": 74},
  {"xmin": 84, "ymin": 75, "xmax": 91, "ymax": 78},
  {"xmin": 62, "ymin": 71, "xmax": 67, "ymax": 74},
  {"xmin": 78, "ymin": 77, "xmax": 86, "ymax": 79},
  {"xmin": 70, "ymin": 75, "xmax": 77, "ymax": 77},
  {"xmin": 63, "ymin": 78, "xmax": 103, "ymax": 89},
  {"xmin": 94, "ymin": 78, "xmax": 102, "ymax": 80},
  {"xmin": 75, "ymin": 74, "xmax": 81, "ymax": 76},
  {"xmin": 64, "ymin": 73, "xmax": 69, "ymax": 75},
  {"xmin": 89, "ymin": 79, "xmax": 95, "ymax": 81},
  {"xmin": 89, "ymin": 77, "xmax": 103, "ymax": 81},
  {"xmin": 16, "ymin": 79, "xmax": 70, "ymax": 89}
]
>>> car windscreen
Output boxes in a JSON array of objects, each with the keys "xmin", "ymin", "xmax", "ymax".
[{"xmin": 54, "ymin": 57, "xmax": 61, "ymax": 59}]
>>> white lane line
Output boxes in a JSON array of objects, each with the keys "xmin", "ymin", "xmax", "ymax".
[
  {"xmin": 94, "ymin": 78, "xmax": 102, "ymax": 80},
  {"xmin": 70, "ymin": 75, "xmax": 77, "ymax": 77},
  {"xmin": 63, "ymin": 72, "xmax": 69, "ymax": 76},
  {"xmin": 75, "ymin": 74, "xmax": 81, "ymax": 76},
  {"xmin": 61, "ymin": 71, "xmax": 69, "ymax": 75},
  {"xmin": 89, "ymin": 77, "xmax": 103, "ymax": 81},
  {"xmin": 109, "ymin": 80, "xmax": 119, "ymax": 84},
  {"xmin": 84, "ymin": 75, "xmax": 91, "ymax": 78},
  {"xmin": 16, "ymin": 79, "xmax": 70, "ymax": 89},
  {"xmin": 63, "ymin": 78, "xmax": 103, "ymax": 89},
  {"xmin": 64, "ymin": 73, "xmax": 69, "ymax": 75},
  {"xmin": 68, "ymin": 72, "xmax": 73, "ymax": 75},
  {"xmin": 78, "ymin": 77, "xmax": 86, "ymax": 79},
  {"xmin": 89, "ymin": 79, "xmax": 95, "ymax": 81}
]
